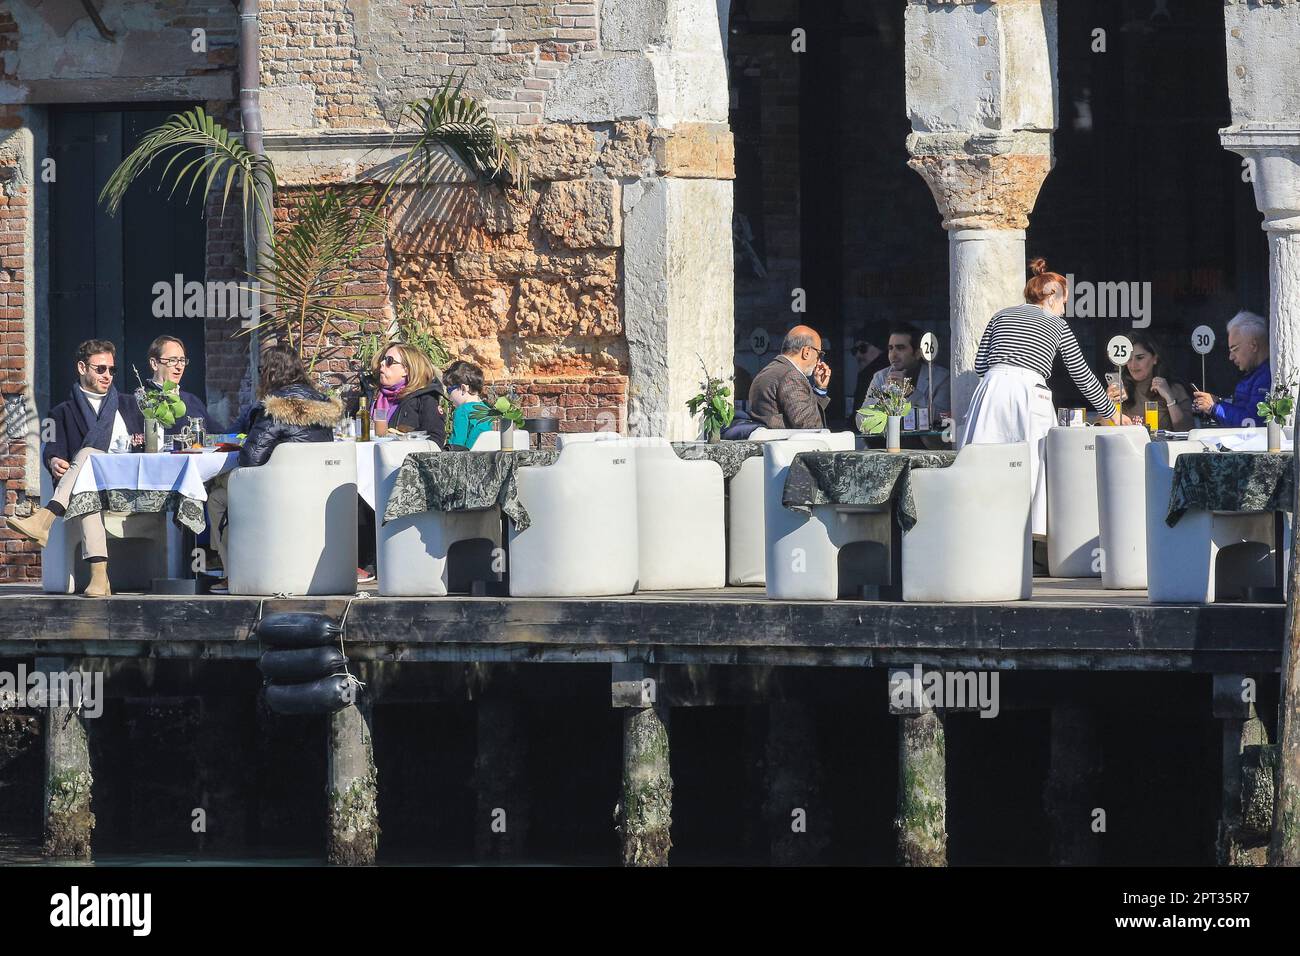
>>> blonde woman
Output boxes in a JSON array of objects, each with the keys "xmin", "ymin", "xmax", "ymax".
[{"xmin": 370, "ymin": 342, "xmax": 447, "ymax": 445}]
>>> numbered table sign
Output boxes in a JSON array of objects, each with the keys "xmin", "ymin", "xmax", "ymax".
[{"xmin": 1107, "ymin": 335, "xmax": 1133, "ymax": 367}]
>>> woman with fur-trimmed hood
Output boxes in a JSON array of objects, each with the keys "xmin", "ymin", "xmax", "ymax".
[{"xmin": 238, "ymin": 344, "xmax": 344, "ymax": 468}]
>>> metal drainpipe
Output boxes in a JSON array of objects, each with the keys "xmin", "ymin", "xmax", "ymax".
[{"xmin": 238, "ymin": 0, "xmax": 268, "ymax": 390}]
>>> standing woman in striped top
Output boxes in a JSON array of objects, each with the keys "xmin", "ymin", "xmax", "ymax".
[{"xmin": 961, "ymin": 258, "xmax": 1120, "ymax": 536}]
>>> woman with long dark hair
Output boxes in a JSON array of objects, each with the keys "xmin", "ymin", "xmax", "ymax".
[
  {"xmin": 206, "ymin": 344, "xmax": 343, "ymax": 593},
  {"xmin": 961, "ymin": 258, "xmax": 1121, "ymax": 535},
  {"xmin": 1121, "ymin": 332, "xmax": 1192, "ymax": 431}
]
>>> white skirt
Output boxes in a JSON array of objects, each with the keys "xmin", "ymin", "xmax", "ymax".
[{"xmin": 960, "ymin": 364, "xmax": 1057, "ymax": 535}]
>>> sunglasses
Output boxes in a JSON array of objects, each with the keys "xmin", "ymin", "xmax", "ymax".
[
  {"xmin": 380, "ymin": 356, "xmax": 405, "ymax": 368},
  {"xmin": 85, "ymin": 364, "xmax": 116, "ymax": 375}
]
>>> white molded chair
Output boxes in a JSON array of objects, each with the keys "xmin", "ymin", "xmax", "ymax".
[
  {"xmin": 508, "ymin": 441, "xmax": 638, "ymax": 596},
  {"xmin": 730, "ymin": 431, "xmax": 855, "ymax": 587},
  {"xmin": 40, "ymin": 464, "xmax": 175, "ymax": 593},
  {"xmin": 1145, "ymin": 441, "xmax": 1275, "ymax": 603},
  {"xmin": 1046, "ymin": 427, "xmax": 1100, "ymax": 577},
  {"xmin": 902, "ymin": 442, "xmax": 1033, "ymax": 603},
  {"xmin": 227, "ymin": 443, "xmax": 358, "ymax": 596},
  {"xmin": 374, "ymin": 441, "xmax": 502, "ymax": 596},
  {"xmin": 763, "ymin": 436, "xmax": 891, "ymax": 600},
  {"xmin": 1093, "ymin": 427, "xmax": 1151, "ymax": 589},
  {"xmin": 631, "ymin": 438, "xmax": 725, "ymax": 590},
  {"xmin": 470, "ymin": 429, "xmax": 530, "ymax": 450}
]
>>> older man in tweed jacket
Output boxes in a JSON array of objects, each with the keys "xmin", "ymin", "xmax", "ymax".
[{"xmin": 748, "ymin": 325, "xmax": 832, "ymax": 429}]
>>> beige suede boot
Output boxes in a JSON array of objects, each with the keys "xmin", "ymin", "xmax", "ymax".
[
  {"xmin": 7, "ymin": 507, "xmax": 56, "ymax": 548},
  {"xmin": 83, "ymin": 561, "xmax": 112, "ymax": 598}
]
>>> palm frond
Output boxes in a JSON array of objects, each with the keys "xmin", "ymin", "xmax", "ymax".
[
  {"xmin": 98, "ymin": 107, "xmax": 277, "ymax": 232},
  {"xmin": 387, "ymin": 74, "xmax": 530, "ymax": 196},
  {"xmin": 234, "ymin": 189, "xmax": 387, "ymax": 371}
]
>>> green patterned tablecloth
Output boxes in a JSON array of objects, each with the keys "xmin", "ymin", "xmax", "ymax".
[
  {"xmin": 782, "ymin": 449, "xmax": 957, "ymax": 531},
  {"xmin": 670, "ymin": 441, "xmax": 764, "ymax": 480},
  {"xmin": 382, "ymin": 449, "xmax": 559, "ymax": 530},
  {"xmin": 65, "ymin": 489, "xmax": 208, "ymax": 533},
  {"xmin": 1166, "ymin": 451, "xmax": 1294, "ymax": 526}
]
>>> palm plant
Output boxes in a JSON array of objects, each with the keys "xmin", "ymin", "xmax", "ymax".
[{"xmin": 97, "ymin": 75, "xmax": 525, "ymax": 372}]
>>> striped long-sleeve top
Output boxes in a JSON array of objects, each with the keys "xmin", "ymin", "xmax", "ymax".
[{"xmin": 974, "ymin": 304, "xmax": 1116, "ymax": 418}]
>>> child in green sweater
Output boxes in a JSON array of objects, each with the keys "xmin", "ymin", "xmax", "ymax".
[{"xmin": 444, "ymin": 360, "xmax": 492, "ymax": 450}]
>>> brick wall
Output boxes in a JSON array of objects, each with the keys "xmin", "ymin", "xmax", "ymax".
[{"xmin": 259, "ymin": 0, "xmax": 597, "ymax": 128}]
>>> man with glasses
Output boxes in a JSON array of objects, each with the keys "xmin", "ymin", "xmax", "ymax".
[
  {"xmin": 6, "ymin": 339, "xmax": 144, "ymax": 596},
  {"xmin": 1191, "ymin": 311, "xmax": 1272, "ymax": 427},
  {"xmin": 748, "ymin": 325, "xmax": 833, "ymax": 429},
  {"xmin": 146, "ymin": 335, "xmax": 213, "ymax": 435}
]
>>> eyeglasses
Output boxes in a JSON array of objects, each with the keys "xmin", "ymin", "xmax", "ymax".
[
  {"xmin": 380, "ymin": 356, "xmax": 405, "ymax": 368},
  {"xmin": 85, "ymin": 364, "xmax": 116, "ymax": 375},
  {"xmin": 156, "ymin": 357, "xmax": 190, "ymax": 367},
  {"xmin": 805, "ymin": 347, "xmax": 828, "ymax": 359}
]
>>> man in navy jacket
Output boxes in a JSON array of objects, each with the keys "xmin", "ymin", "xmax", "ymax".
[
  {"xmin": 9, "ymin": 339, "xmax": 144, "ymax": 596},
  {"xmin": 143, "ymin": 334, "xmax": 215, "ymax": 436},
  {"xmin": 1192, "ymin": 311, "xmax": 1273, "ymax": 427}
]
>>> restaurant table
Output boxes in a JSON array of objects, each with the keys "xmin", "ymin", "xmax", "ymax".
[
  {"xmin": 1167, "ymin": 450, "xmax": 1294, "ymax": 597},
  {"xmin": 782, "ymin": 448, "xmax": 958, "ymax": 600},
  {"xmin": 857, "ymin": 429, "xmax": 953, "ymax": 452},
  {"xmin": 64, "ymin": 449, "xmax": 240, "ymax": 534},
  {"xmin": 382, "ymin": 449, "xmax": 559, "ymax": 529}
]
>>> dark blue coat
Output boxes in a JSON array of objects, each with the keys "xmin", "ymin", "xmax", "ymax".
[{"xmin": 41, "ymin": 389, "xmax": 145, "ymax": 477}]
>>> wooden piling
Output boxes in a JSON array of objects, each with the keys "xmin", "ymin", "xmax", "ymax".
[
  {"xmin": 1214, "ymin": 674, "xmax": 1272, "ymax": 865},
  {"xmin": 1043, "ymin": 702, "xmax": 1102, "ymax": 865},
  {"xmin": 326, "ymin": 689, "xmax": 379, "ymax": 866},
  {"xmin": 895, "ymin": 710, "xmax": 947, "ymax": 866},
  {"xmin": 474, "ymin": 696, "xmax": 530, "ymax": 862},
  {"xmin": 39, "ymin": 657, "xmax": 94, "ymax": 859},
  {"xmin": 891, "ymin": 666, "xmax": 946, "ymax": 866},
  {"xmin": 613, "ymin": 664, "xmax": 672, "ymax": 866}
]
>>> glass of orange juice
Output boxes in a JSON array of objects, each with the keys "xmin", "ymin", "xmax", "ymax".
[{"xmin": 1144, "ymin": 401, "xmax": 1159, "ymax": 433}]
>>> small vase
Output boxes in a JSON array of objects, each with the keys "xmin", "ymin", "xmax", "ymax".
[
  {"xmin": 886, "ymin": 415, "xmax": 902, "ymax": 452},
  {"xmin": 500, "ymin": 421, "xmax": 516, "ymax": 452},
  {"xmin": 1268, "ymin": 420, "xmax": 1283, "ymax": 453},
  {"xmin": 144, "ymin": 419, "xmax": 165, "ymax": 453}
]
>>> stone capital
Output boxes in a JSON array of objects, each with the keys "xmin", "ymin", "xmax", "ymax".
[
  {"xmin": 1220, "ymin": 125, "xmax": 1300, "ymax": 233},
  {"xmin": 905, "ymin": 133, "xmax": 1054, "ymax": 231}
]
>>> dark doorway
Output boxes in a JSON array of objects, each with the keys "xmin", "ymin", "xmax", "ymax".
[{"xmin": 47, "ymin": 106, "xmax": 207, "ymax": 406}]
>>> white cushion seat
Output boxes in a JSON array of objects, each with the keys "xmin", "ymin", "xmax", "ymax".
[
  {"xmin": 508, "ymin": 441, "xmax": 638, "ymax": 596},
  {"xmin": 227, "ymin": 443, "xmax": 358, "ymax": 596},
  {"xmin": 1045, "ymin": 426, "xmax": 1100, "ymax": 577},
  {"xmin": 1093, "ymin": 426, "xmax": 1150, "ymax": 589},
  {"xmin": 902, "ymin": 442, "xmax": 1032, "ymax": 603},
  {"xmin": 730, "ymin": 430, "xmax": 856, "ymax": 587},
  {"xmin": 763, "ymin": 436, "xmax": 891, "ymax": 600},
  {"xmin": 374, "ymin": 440, "xmax": 502, "ymax": 596},
  {"xmin": 1145, "ymin": 440, "xmax": 1275, "ymax": 603}
]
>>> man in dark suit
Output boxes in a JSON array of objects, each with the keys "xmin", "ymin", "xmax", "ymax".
[
  {"xmin": 748, "ymin": 325, "xmax": 832, "ymax": 429},
  {"xmin": 7, "ymin": 339, "xmax": 144, "ymax": 596}
]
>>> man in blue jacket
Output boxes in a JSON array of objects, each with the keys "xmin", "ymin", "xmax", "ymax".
[
  {"xmin": 144, "ymin": 334, "xmax": 214, "ymax": 436},
  {"xmin": 1192, "ymin": 311, "xmax": 1272, "ymax": 427},
  {"xmin": 7, "ymin": 339, "xmax": 144, "ymax": 596}
]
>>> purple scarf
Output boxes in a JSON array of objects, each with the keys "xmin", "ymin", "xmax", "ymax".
[{"xmin": 372, "ymin": 378, "xmax": 407, "ymax": 418}]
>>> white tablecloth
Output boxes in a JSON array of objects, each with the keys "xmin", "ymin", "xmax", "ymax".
[
  {"xmin": 72, "ymin": 450, "xmax": 240, "ymax": 502},
  {"xmin": 336, "ymin": 439, "xmax": 391, "ymax": 510}
]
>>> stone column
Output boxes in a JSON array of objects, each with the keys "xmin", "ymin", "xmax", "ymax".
[
  {"xmin": 39, "ymin": 657, "xmax": 95, "ymax": 859},
  {"xmin": 549, "ymin": 0, "xmax": 735, "ymax": 439},
  {"xmin": 1220, "ymin": 0, "xmax": 1300, "ymax": 865},
  {"xmin": 1212, "ymin": 675, "xmax": 1272, "ymax": 866},
  {"xmin": 904, "ymin": 1, "xmax": 1059, "ymax": 425},
  {"xmin": 1219, "ymin": 1, "xmax": 1300, "ymax": 388},
  {"xmin": 1042, "ymin": 702, "xmax": 1102, "ymax": 865}
]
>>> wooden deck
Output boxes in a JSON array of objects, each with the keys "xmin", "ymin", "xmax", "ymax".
[{"xmin": 0, "ymin": 579, "xmax": 1283, "ymax": 672}]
